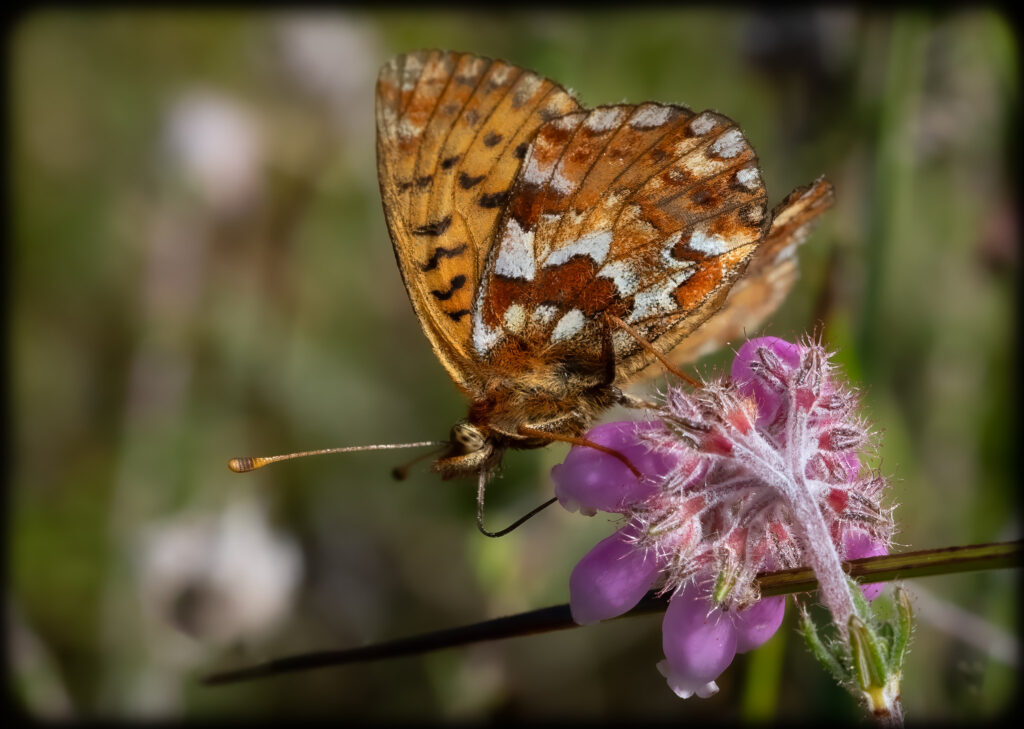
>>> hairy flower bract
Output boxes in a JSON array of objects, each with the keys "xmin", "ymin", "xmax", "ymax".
[{"xmin": 553, "ymin": 336, "xmax": 894, "ymax": 699}]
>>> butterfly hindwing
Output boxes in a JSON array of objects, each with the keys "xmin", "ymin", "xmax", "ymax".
[
  {"xmin": 660, "ymin": 176, "xmax": 835, "ymax": 368},
  {"xmin": 376, "ymin": 50, "xmax": 580, "ymax": 392},
  {"xmin": 471, "ymin": 103, "xmax": 770, "ymax": 383}
]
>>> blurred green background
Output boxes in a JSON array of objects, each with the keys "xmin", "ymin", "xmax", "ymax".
[{"xmin": 9, "ymin": 8, "xmax": 1018, "ymax": 722}]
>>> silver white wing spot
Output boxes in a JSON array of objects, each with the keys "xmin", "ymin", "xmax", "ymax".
[
  {"xmin": 494, "ymin": 218, "xmax": 537, "ymax": 280},
  {"xmin": 521, "ymin": 153, "xmax": 549, "ymax": 187},
  {"xmin": 630, "ymin": 104, "xmax": 673, "ymax": 130},
  {"xmin": 736, "ymin": 166, "xmax": 761, "ymax": 191},
  {"xmin": 598, "ymin": 259, "xmax": 642, "ymax": 297},
  {"xmin": 551, "ymin": 309, "xmax": 586, "ymax": 342},
  {"xmin": 490, "ymin": 63, "xmax": 514, "ymax": 85},
  {"xmin": 472, "ymin": 301, "xmax": 503, "ymax": 356},
  {"xmin": 532, "ymin": 304, "xmax": 559, "ymax": 327},
  {"xmin": 400, "ymin": 54, "xmax": 423, "ymax": 91},
  {"xmin": 628, "ymin": 268, "xmax": 695, "ymax": 323},
  {"xmin": 710, "ymin": 128, "xmax": 746, "ymax": 159},
  {"xmin": 689, "ymin": 112, "xmax": 718, "ymax": 135},
  {"xmin": 503, "ymin": 303, "xmax": 527, "ymax": 334},
  {"xmin": 687, "ymin": 226, "xmax": 739, "ymax": 256},
  {"xmin": 550, "ymin": 160, "xmax": 577, "ymax": 196},
  {"xmin": 398, "ymin": 117, "xmax": 425, "ymax": 140},
  {"xmin": 544, "ymin": 230, "xmax": 613, "ymax": 268},
  {"xmin": 586, "ymin": 106, "xmax": 626, "ymax": 132}
]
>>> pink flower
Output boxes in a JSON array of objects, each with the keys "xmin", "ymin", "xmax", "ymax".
[{"xmin": 554, "ymin": 337, "xmax": 894, "ymax": 699}]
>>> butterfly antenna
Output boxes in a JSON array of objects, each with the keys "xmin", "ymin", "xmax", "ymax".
[
  {"xmin": 391, "ymin": 444, "xmax": 447, "ymax": 481},
  {"xmin": 475, "ymin": 469, "xmax": 558, "ymax": 538},
  {"xmin": 604, "ymin": 313, "xmax": 702, "ymax": 388},
  {"xmin": 228, "ymin": 441, "xmax": 444, "ymax": 473}
]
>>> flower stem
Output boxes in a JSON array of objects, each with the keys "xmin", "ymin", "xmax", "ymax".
[
  {"xmin": 202, "ymin": 541, "xmax": 1020, "ymax": 686},
  {"xmin": 786, "ymin": 477, "xmax": 858, "ymax": 634},
  {"xmin": 756, "ymin": 540, "xmax": 1021, "ymax": 597}
]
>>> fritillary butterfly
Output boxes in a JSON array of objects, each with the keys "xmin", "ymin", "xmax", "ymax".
[{"xmin": 376, "ymin": 49, "xmax": 834, "ymax": 480}]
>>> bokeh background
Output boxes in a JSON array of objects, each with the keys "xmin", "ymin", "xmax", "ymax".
[{"xmin": 9, "ymin": 8, "xmax": 1018, "ymax": 722}]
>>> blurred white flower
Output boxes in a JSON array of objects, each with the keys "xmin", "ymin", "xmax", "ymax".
[
  {"xmin": 138, "ymin": 497, "xmax": 302, "ymax": 647},
  {"xmin": 163, "ymin": 90, "xmax": 264, "ymax": 215},
  {"xmin": 273, "ymin": 13, "xmax": 380, "ymax": 134}
]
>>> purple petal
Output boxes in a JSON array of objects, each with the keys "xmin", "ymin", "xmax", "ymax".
[
  {"xmin": 732, "ymin": 595, "xmax": 786, "ymax": 653},
  {"xmin": 844, "ymin": 530, "xmax": 889, "ymax": 601},
  {"xmin": 553, "ymin": 421, "xmax": 679, "ymax": 515},
  {"xmin": 661, "ymin": 582, "xmax": 738, "ymax": 692},
  {"xmin": 731, "ymin": 337, "xmax": 801, "ymax": 427},
  {"xmin": 569, "ymin": 526, "xmax": 662, "ymax": 625}
]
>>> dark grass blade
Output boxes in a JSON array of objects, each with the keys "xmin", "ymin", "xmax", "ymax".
[{"xmin": 203, "ymin": 540, "xmax": 1020, "ymax": 686}]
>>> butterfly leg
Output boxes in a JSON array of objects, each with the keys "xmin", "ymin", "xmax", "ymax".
[
  {"xmin": 597, "ymin": 312, "xmax": 618, "ymax": 387},
  {"xmin": 518, "ymin": 410, "xmax": 590, "ymax": 439},
  {"xmin": 613, "ymin": 389, "xmax": 657, "ymax": 410},
  {"xmin": 597, "ymin": 313, "xmax": 658, "ymax": 410},
  {"xmin": 604, "ymin": 313, "xmax": 702, "ymax": 388}
]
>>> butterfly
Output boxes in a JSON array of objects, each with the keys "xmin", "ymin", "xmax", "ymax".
[{"xmin": 375, "ymin": 49, "xmax": 834, "ymax": 483}]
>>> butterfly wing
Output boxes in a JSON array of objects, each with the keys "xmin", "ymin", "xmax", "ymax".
[
  {"xmin": 659, "ymin": 176, "xmax": 835, "ymax": 367},
  {"xmin": 470, "ymin": 103, "xmax": 770, "ymax": 384},
  {"xmin": 376, "ymin": 50, "xmax": 581, "ymax": 394}
]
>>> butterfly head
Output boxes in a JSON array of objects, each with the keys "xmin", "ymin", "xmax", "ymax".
[{"xmin": 432, "ymin": 420, "xmax": 501, "ymax": 479}]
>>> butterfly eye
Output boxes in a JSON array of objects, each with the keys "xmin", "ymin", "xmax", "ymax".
[{"xmin": 450, "ymin": 422, "xmax": 486, "ymax": 452}]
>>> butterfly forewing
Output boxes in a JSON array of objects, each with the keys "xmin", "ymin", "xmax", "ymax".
[
  {"xmin": 376, "ymin": 50, "xmax": 580, "ymax": 391},
  {"xmin": 472, "ymin": 103, "xmax": 769, "ymax": 382}
]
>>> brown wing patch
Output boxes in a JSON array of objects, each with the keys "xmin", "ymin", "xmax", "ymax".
[
  {"xmin": 472, "ymin": 104, "xmax": 769, "ymax": 381},
  {"xmin": 652, "ymin": 176, "xmax": 835, "ymax": 370},
  {"xmin": 376, "ymin": 50, "xmax": 580, "ymax": 391}
]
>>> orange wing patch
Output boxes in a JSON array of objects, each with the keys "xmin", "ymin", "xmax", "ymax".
[{"xmin": 376, "ymin": 50, "xmax": 580, "ymax": 391}]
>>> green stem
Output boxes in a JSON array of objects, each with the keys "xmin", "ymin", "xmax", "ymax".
[{"xmin": 753, "ymin": 540, "xmax": 1021, "ymax": 599}]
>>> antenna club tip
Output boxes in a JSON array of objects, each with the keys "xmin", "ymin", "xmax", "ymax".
[{"xmin": 228, "ymin": 457, "xmax": 258, "ymax": 473}]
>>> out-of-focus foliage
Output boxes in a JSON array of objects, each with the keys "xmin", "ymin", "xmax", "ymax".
[{"xmin": 9, "ymin": 8, "xmax": 1017, "ymax": 722}]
